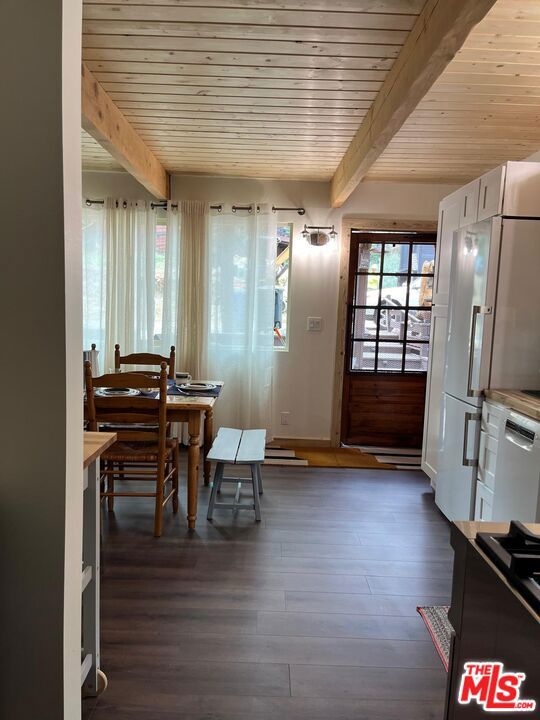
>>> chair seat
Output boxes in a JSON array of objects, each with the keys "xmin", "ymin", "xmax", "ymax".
[{"xmin": 104, "ymin": 437, "xmax": 178, "ymax": 463}]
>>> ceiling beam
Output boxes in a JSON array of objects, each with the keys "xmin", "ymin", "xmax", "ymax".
[
  {"xmin": 330, "ymin": 0, "xmax": 498, "ymax": 207},
  {"xmin": 81, "ymin": 62, "xmax": 170, "ymax": 199}
]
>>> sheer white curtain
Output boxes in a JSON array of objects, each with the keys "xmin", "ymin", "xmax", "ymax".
[
  {"xmin": 82, "ymin": 198, "xmax": 157, "ymax": 371},
  {"xmin": 160, "ymin": 202, "xmax": 180, "ymax": 356},
  {"xmin": 204, "ymin": 204, "xmax": 275, "ymax": 434}
]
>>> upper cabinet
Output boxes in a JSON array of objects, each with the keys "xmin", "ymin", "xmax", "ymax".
[
  {"xmin": 433, "ymin": 179, "xmax": 479, "ymax": 307},
  {"xmin": 478, "ymin": 165, "xmax": 506, "ymax": 221},
  {"xmin": 478, "ymin": 161, "xmax": 540, "ymax": 221},
  {"xmin": 459, "ymin": 179, "xmax": 480, "ymax": 228}
]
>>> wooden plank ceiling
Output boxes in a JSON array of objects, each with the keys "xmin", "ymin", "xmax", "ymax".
[
  {"xmin": 366, "ymin": 0, "xmax": 540, "ymax": 183},
  {"xmin": 81, "ymin": 0, "xmax": 425, "ymax": 179}
]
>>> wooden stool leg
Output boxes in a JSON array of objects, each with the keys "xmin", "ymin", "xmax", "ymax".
[
  {"xmin": 250, "ymin": 464, "xmax": 262, "ymax": 522},
  {"xmin": 207, "ymin": 462, "xmax": 224, "ymax": 521},
  {"xmin": 107, "ymin": 461, "xmax": 114, "ymax": 512},
  {"xmin": 256, "ymin": 464, "xmax": 263, "ymax": 495}
]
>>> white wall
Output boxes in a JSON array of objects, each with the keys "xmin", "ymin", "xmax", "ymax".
[{"xmin": 83, "ymin": 171, "xmax": 458, "ymax": 441}]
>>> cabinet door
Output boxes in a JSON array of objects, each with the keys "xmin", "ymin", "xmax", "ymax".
[
  {"xmin": 474, "ymin": 480, "xmax": 494, "ymax": 521},
  {"xmin": 421, "ymin": 305, "xmax": 448, "ymax": 484},
  {"xmin": 433, "ymin": 194, "xmax": 461, "ymax": 306},
  {"xmin": 478, "ymin": 165, "xmax": 506, "ymax": 221},
  {"xmin": 458, "ymin": 179, "xmax": 480, "ymax": 228}
]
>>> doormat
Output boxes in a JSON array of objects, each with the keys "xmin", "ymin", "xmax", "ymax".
[
  {"xmin": 265, "ymin": 446, "xmax": 393, "ymax": 469},
  {"xmin": 417, "ymin": 605, "xmax": 452, "ymax": 671}
]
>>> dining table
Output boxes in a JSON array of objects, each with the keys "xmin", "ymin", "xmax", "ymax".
[
  {"xmin": 85, "ymin": 380, "xmax": 223, "ymax": 530},
  {"xmin": 164, "ymin": 381, "xmax": 223, "ymax": 529}
]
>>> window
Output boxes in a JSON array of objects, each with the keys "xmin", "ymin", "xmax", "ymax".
[
  {"xmin": 274, "ymin": 222, "xmax": 292, "ymax": 349},
  {"xmin": 348, "ymin": 233, "xmax": 436, "ymax": 373}
]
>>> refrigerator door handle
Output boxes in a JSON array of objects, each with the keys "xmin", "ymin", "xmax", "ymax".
[
  {"xmin": 462, "ymin": 412, "xmax": 481, "ymax": 467},
  {"xmin": 466, "ymin": 305, "xmax": 492, "ymax": 398}
]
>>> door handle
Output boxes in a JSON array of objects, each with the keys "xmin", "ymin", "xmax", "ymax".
[
  {"xmin": 462, "ymin": 412, "xmax": 481, "ymax": 467},
  {"xmin": 466, "ymin": 305, "xmax": 492, "ymax": 398}
]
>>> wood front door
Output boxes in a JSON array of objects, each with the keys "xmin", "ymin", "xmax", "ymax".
[{"xmin": 341, "ymin": 230, "xmax": 436, "ymax": 449}]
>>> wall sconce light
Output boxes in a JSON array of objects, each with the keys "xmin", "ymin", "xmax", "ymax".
[{"xmin": 301, "ymin": 224, "xmax": 338, "ymax": 246}]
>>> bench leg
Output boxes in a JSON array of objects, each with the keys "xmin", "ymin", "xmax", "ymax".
[
  {"xmin": 207, "ymin": 462, "xmax": 224, "ymax": 521},
  {"xmin": 256, "ymin": 464, "xmax": 263, "ymax": 495},
  {"xmin": 250, "ymin": 463, "xmax": 262, "ymax": 522}
]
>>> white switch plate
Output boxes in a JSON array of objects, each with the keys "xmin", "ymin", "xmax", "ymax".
[
  {"xmin": 280, "ymin": 411, "xmax": 290, "ymax": 425},
  {"xmin": 307, "ymin": 317, "xmax": 322, "ymax": 332}
]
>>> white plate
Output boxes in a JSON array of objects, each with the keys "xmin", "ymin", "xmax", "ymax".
[
  {"xmin": 95, "ymin": 387, "xmax": 141, "ymax": 397},
  {"xmin": 179, "ymin": 382, "xmax": 216, "ymax": 392}
]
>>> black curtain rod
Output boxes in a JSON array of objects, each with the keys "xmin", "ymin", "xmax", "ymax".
[
  {"xmin": 85, "ymin": 199, "xmax": 305, "ymax": 215},
  {"xmin": 85, "ymin": 198, "xmax": 222, "ymax": 211}
]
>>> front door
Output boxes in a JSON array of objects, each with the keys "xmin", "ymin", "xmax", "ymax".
[{"xmin": 341, "ymin": 230, "xmax": 436, "ymax": 448}]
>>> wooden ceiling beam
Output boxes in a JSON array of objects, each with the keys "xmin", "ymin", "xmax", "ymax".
[
  {"xmin": 330, "ymin": 0, "xmax": 498, "ymax": 207},
  {"xmin": 81, "ymin": 62, "xmax": 169, "ymax": 199}
]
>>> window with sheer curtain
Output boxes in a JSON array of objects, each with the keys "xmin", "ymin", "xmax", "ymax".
[
  {"xmin": 82, "ymin": 199, "xmax": 276, "ymax": 433},
  {"xmin": 204, "ymin": 206, "xmax": 275, "ymax": 433},
  {"xmin": 82, "ymin": 199, "xmax": 171, "ymax": 372}
]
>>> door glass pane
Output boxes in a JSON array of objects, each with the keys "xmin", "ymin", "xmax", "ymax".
[
  {"xmin": 409, "ymin": 275, "xmax": 433, "ymax": 307},
  {"xmin": 377, "ymin": 342, "xmax": 404, "ymax": 372},
  {"xmin": 381, "ymin": 274, "xmax": 408, "ymax": 306},
  {"xmin": 404, "ymin": 342, "xmax": 429, "ymax": 372},
  {"xmin": 351, "ymin": 341, "xmax": 375, "ymax": 371},
  {"xmin": 357, "ymin": 242, "xmax": 382, "ymax": 273},
  {"xmin": 353, "ymin": 308, "xmax": 378, "ymax": 339},
  {"xmin": 384, "ymin": 243, "xmax": 408, "ymax": 274},
  {"xmin": 411, "ymin": 244, "xmax": 435, "ymax": 274},
  {"xmin": 407, "ymin": 309, "xmax": 432, "ymax": 341},
  {"xmin": 379, "ymin": 306, "xmax": 405, "ymax": 340}
]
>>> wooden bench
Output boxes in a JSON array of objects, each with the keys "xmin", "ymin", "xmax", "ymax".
[{"xmin": 206, "ymin": 428, "xmax": 265, "ymax": 521}]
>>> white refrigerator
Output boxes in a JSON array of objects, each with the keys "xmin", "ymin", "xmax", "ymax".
[{"xmin": 435, "ymin": 217, "xmax": 540, "ymax": 520}]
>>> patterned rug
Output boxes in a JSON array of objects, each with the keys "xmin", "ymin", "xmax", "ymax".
[{"xmin": 417, "ymin": 605, "xmax": 452, "ymax": 671}]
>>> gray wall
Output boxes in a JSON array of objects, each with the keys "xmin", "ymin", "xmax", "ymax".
[{"xmin": 0, "ymin": 1, "xmax": 82, "ymax": 716}]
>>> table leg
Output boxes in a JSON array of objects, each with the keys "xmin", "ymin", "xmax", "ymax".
[
  {"xmin": 203, "ymin": 407, "xmax": 214, "ymax": 486},
  {"xmin": 187, "ymin": 412, "xmax": 201, "ymax": 530}
]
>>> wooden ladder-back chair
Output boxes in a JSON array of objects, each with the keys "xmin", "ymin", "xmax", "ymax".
[
  {"xmin": 85, "ymin": 361, "xmax": 179, "ymax": 537},
  {"xmin": 114, "ymin": 344, "xmax": 176, "ymax": 380}
]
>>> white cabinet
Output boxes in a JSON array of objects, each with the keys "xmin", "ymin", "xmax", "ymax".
[
  {"xmin": 477, "ymin": 161, "xmax": 540, "ymax": 221},
  {"xmin": 475, "ymin": 481, "xmax": 494, "ymax": 521},
  {"xmin": 459, "ymin": 179, "xmax": 480, "ymax": 228},
  {"xmin": 433, "ymin": 193, "xmax": 461, "ymax": 307},
  {"xmin": 474, "ymin": 399, "xmax": 504, "ymax": 521},
  {"xmin": 478, "ymin": 165, "xmax": 506, "ymax": 221},
  {"xmin": 421, "ymin": 305, "xmax": 448, "ymax": 485}
]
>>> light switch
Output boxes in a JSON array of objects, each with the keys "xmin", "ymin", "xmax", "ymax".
[{"xmin": 307, "ymin": 317, "xmax": 322, "ymax": 332}]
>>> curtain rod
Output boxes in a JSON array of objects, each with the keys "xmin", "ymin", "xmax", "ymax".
[{"xmin": 85, "ymin": 199, "xmax": 306, "ymax": 215}]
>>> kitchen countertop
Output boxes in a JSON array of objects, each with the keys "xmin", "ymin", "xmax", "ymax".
[
  {"xmin": 84, "ymin": 431, "xmax": 116, "ymax": 468},
  {"xmin": 485, "ymin": 388, "xmax": 540, "ymax": 421}
]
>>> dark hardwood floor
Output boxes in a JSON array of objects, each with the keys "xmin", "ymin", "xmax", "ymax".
[{"xmin": 83, "ymin": 465, "xmax": 453, "ymax": 720}]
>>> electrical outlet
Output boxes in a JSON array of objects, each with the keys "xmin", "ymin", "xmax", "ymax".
[
  {"xmin": 307, "ymin": 316, "xmax": 322, "ymax": 332},
  {"xmin": 280, "ymin": 412, "xmax": 290, "ymax": 426}
]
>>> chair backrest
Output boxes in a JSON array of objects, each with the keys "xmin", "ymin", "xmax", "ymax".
[
  {"xmin": 114, "ymin": 344, "xmax": 176, "ymax": 380},
  {"xmin": 85, "ymin": 362, "xmax": 168, "ymax": 454}
]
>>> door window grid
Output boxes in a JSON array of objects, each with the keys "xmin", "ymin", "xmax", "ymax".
[{"xmin": 349, "ymin": 237, "xmax": 435, "ymax": 374}]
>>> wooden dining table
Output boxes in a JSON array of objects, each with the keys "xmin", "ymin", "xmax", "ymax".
[
  {"xmin": 165, "ymin": 381, "xmax": 223, "ymax": 529},
  {"xmin": 85, "ymin": 380, "xmax": 223, "ymax": 530}
]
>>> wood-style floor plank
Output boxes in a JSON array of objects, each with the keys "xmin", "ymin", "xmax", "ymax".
[{"xmin": 86, "ymin": 465, "xmax": 452, "ymax": 720}]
